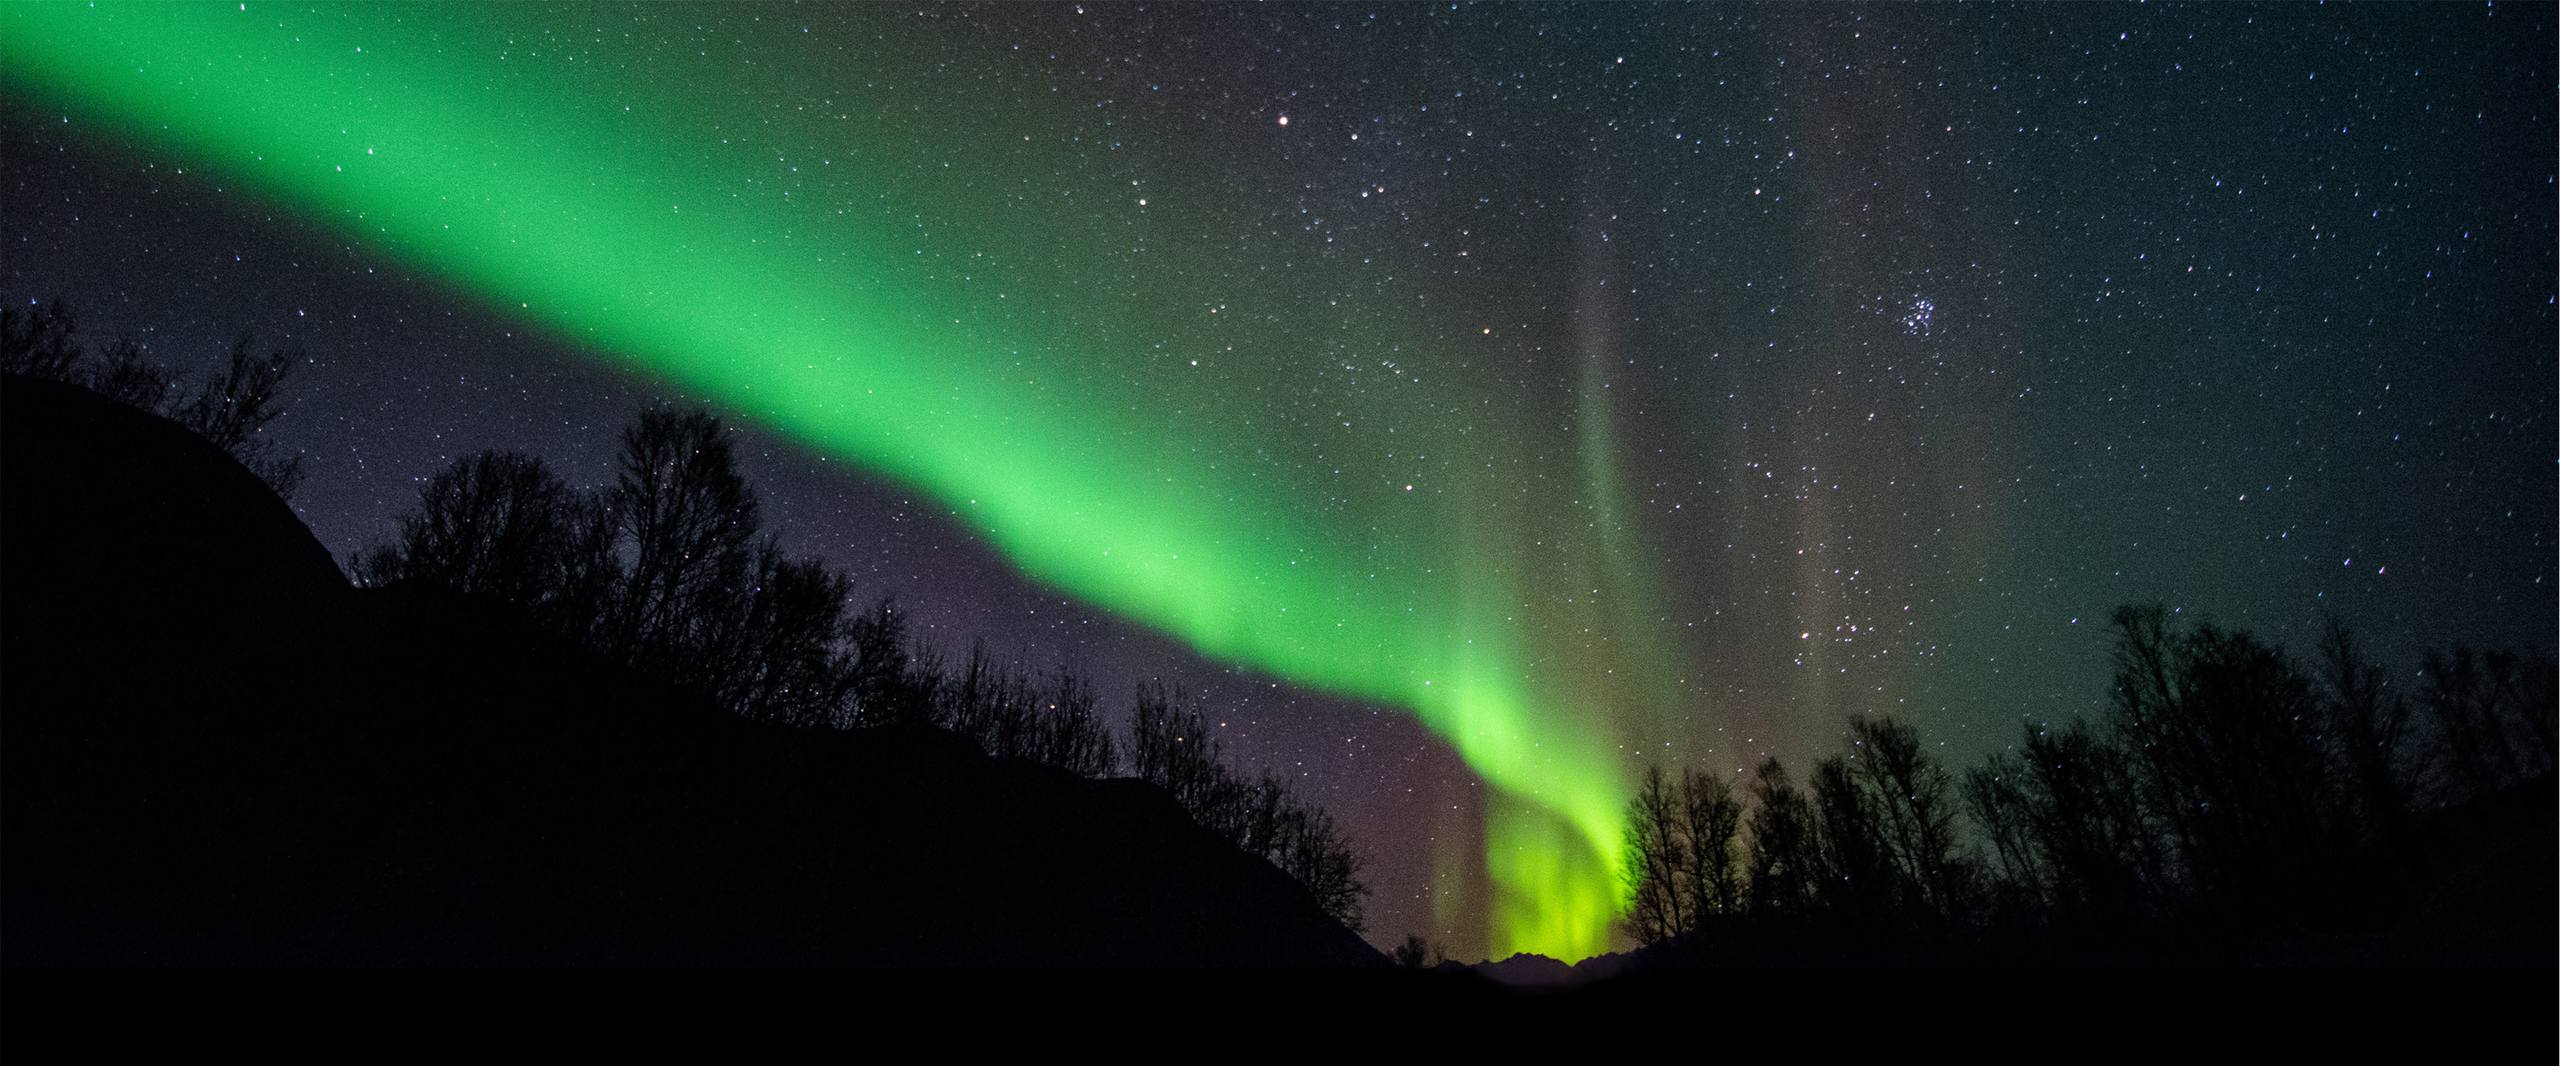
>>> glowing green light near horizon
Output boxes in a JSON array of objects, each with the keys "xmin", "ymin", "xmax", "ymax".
[{"xmin": 1, "ymin": 2, "xmax": 1682, "ymax": 958}]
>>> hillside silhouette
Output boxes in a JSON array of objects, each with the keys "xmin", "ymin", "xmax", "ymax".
[{"xmin": 1, "ymin": 374, "xmax": 1384, "ymax": 966}]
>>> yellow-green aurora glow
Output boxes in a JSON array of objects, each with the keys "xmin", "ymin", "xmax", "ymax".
[{"xmin": 0, "ymin": 2, "xmax": 1707, "ymax": 957}]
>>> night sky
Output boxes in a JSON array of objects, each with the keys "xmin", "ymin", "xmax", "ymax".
[{"xmin": 3, "ymin": 2, "xmax": 2551, "ymax": 961}]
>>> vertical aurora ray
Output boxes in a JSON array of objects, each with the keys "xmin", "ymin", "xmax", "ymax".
[{"xmin": 0, "ymin": 3, "xmax": 1680, "ymax": 954}]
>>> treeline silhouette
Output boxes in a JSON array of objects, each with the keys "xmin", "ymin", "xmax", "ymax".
[
  {"xmin": 1619, "ymin": 606, "xmax": 2556, "ymax": 964},
  {"xmin": 2, "ymin": 299, "xmax": 304, "ymax": 498},
  {"xmin": 348, "ymin": 404, "xmax": 1369, "ymax": 933}
]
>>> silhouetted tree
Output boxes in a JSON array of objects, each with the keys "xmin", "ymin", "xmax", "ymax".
[
  {"xmin": 708, "ymin": 538, "xmax": 859, "ymax": 727},
  {"xmin": 548, "ymin": 494, "xmax": 625, "ymax": 648},
  {"xmin": 2025, "ymin": 718, "xmax": 2169, "ymax": 922},
  {"xmin": 0, "ymin": 299, "xmax": 82, "ymax": 379},
  {"xmin": 178, "ymin": 332, "xmax": 302, "ymax": 500},
  {"xmin": 1963, "ymin": 750, "xmax": 2046, "ymax": 916},
  {"xmin": 2317, "ymin": 615, "xmax": 2413, "ymax": 847},
  {"xmin": 846, "ymin": 596, "xmax": 930, "ymax": 728},
  {"xmin": 1266, "ymin": 779, "xmax": 1310, "ymax": 860},
  {"xmin": 1744, "ymin": 757, "xmax": 1817, "ymax": 918},
  {"xmin": 1278, "ymin": 799, "xmax": 1368, "ymax": 935},
  {"xmin": 1847, "ymin": 715, "xmax": 1969, "ymax": 920},
  {"xmin": 86, "ymin": 338, "xmax": 177, "ymax": 414},
  {"xmin": 1620, "ymin": 761, "xmax": 1750, "ymax": 945},
  {"xmin": 1677, "ymin": 766, "xmax": 1747, "ymax": 921},
  {"xmin": 1389, "ymin": 933, "xmax": 1436, "ymax": 968},
  {"xmin": 349, "ymin": 404, "xmax": 869, "ymax": 730},
  {"xmin": 2418, "ymin": 645, "xmax": 2553, "ymax": 804},
  {"xmin": 607, "ymin": 407, "xmax": 758, "ymax": 668},
  {"xmin": 1130, "ymin": 681, "xmax": 1229, "ymax": 813},
  {"xmin": 351, "ymin": 451, "xmax": 586, "ymax": 607},
  {"xmin": 947, "ymin": 639, "xmax": 1038, "ymax": 754},
  {"xmin": 2107, "ymin": 604, "xmax": 2343, "ymax": 907},
  {"xmin": 1029, "ymin": 667, "xmax": 1119, "ymax": 778},
  {"xmin": 1809, "ymin": 753, "xmax": 1893, "ymax": 922},
  {"xmin": 1125, "ymin": 679, "xmax": 1367, "ymax": 931},
  {"xmin": 1620, "ymin": 764, "xmax": 1689, "ymax": 945}
]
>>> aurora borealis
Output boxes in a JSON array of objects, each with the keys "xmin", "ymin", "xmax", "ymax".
[{"xmin": 3, "ymin": 3, "xmax": 2551, "ymax": 961}]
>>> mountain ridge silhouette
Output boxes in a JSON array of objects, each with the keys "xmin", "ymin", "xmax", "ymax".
[{"xmin": 1, "ymin": 374, "xmax": 1384, "ymax": 967}]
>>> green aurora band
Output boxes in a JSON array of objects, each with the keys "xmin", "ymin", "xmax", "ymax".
[{"xmin": 1, "ymin": 3, "xmax": 1689, "ymax": 958}]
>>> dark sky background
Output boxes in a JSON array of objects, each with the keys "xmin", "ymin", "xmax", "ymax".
[{"xmin": 5, "ymin": 2, "xmax": 2552, "ymax": 960}]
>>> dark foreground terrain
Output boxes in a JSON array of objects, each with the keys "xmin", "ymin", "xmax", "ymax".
[
  {"xmin": 1, "ymin": 375, "xmax": 1381, "ymax": 967},
  {"xmin": 4, "ymin": 373, "xmax": 2552, "ymax": 1047}
]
